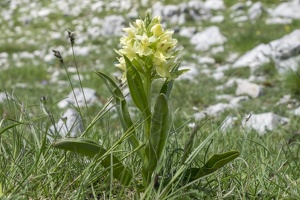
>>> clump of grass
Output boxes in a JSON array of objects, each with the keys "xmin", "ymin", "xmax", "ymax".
[{"xmin": 284, "ymin": 68, "xmax": 300, "ymax": 96}]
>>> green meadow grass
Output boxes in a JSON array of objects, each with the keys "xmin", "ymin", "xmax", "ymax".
[{"xmin": 1, "ymin": 1, "xmax": 300, "ymax": 199}]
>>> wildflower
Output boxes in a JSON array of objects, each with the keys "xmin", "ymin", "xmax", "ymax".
[{"xmin": 115, "ymin": 14, "xmax": 181, "ymax": 79}]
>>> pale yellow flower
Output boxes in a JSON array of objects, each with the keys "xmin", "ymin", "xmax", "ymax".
[
  {"xmin": 151, "ymin": 24, "xmax": 163, "ymax": 36},
  {"xmin": 115, "ymin": 14, "xmax": 181, "ymax": 79}
]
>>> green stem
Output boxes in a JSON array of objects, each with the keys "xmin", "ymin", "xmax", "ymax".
[{"xmin": 144, "ymin": 69, "xmax": 152, "ymax": 140}]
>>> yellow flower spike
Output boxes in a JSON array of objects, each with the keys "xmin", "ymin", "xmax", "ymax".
[{"xmin": 115, "ymin": 14, "xmax": 181, "ymax": 79}]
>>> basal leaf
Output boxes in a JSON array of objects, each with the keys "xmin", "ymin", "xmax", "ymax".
[
  {"xmin": 185, "ymin": 150, "xmax": 240, "ymax": 181},
  {"xmin": 53, "ymin": 138, "xmax": 132, "ymax": 186}
]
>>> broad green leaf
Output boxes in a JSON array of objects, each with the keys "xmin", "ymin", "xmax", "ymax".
[
  {"xmin": 96, "ymin": 71, "xmax": 142, "ymax": 159},
  {"xmin": 53, "ymin": 138, "xmax": 132, "ymax": 186},
  {"xmin": 124, "ymin": 56, "xmax": 150, "ymax": 117},
  {"xmin": 95, "ymin": 71, "xmax": 131, "ymax": 130},
  {"xmin": 143, "ymin": 94, "xmax": 169, "ymax": 184},
  {"xmin": 95, "ymin": 71, "xmax": 124, "ymax": 101},
  {"xmin": 149, "ymin": 93, "xmax": 169, "ymax": 161},
  {"xmin": 186, "ymin": 150, "xmax": 240, "ymax": 181}
]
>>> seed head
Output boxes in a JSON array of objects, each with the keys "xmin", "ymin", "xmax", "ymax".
[
  {"xmin": 67, "ymin": 30, "xmax": 76, "ymax": 46},
  {"xmin": 52, "ymin": 49, "xmax": 64, "ymax": 63}
]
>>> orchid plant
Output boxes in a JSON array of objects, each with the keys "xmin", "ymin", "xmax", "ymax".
[{"xmin": 52, "ymin": 14, "xmax": 239, "ymax": 194}]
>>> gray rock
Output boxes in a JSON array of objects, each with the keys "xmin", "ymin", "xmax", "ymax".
[
  {"xmin": 127, "ymin": 7, "xmax": 139, "ymax": 19},
  {"xmin": 101, "ymin": 15, "xmax": 125, "ymax": 36},
  {"xmin": 163, "ymin": 5, "xmax": 179, "ymax": 17},
  {"xmin": 233, "ymin": 29, "xmax": 300, "ymax": 73},
  {"xmin": 212, "ymin": 71, "xmax": 224, "ymax": 80},
  {"xmin": 58, "ymin": 88, "xmax": 100, "ymax": 108},
  {"xmin": 204, "ymin": 0, "xmax": 225, "ymax": 11},
  {"xmin": 0, "ymin": 92, "xmax": 7, "ymax": 103},
  {"xmin": 152, "ymin": 2, "xmax": 181, "ymax": 23},
  {"xmin": 276, "ymin": 95, "xmax": 298, "ymax": 107},
  {"xmin": 270, "ymin": 0, "xmax": 300, "ymax": 19},
  {"xmin": 152, "ymin": 3, "xmax": 184, "ymax": 24},
  {"xmin": 230, "ymin": 96, "xmax": 249, "ymax": 106},
  {"xmin": 68, "ymin": 46, "xmax": 90, "ymax": 56},
  {"xmin": 233, "ymin": 16, "xmax": 249, "ymax": 23},
  {"xmin": 233, "ymin": 44, "xmax": 271, "ymax": 69},
  {"xmin": 230, "ymin": 3, "xmax": 245, "ymax": 12},
  {"xmin": 190, "ymin": 26, "xmax": 227, "ymax": 51},
  {"xmin": 248, "ymin": 2, "xmax": 263, "ymax": 20},
  {"xmin": 187, "ymin": 1, "xmax": 212, "ymax": 21},
  {"xmin": 48, "ymin": 108, "xmax": 84, "ymax": 140},
  {"xmin": 242, "ymin": 112, "xmax": 289, "ymax": 135},
  {"xmin": 152, "ymin": 1, "xmax": 211, "ymax": 24},
  {"xmin": 177, "ymin": 63, "xmax": 199, "ymax": 81},
  {"xmin": 210, "ymin": 15, "xmax": 224, "ymax": 23},
  {"xmin": 194, "ymin": 103, "xmax": 235, "ymax": 121},
  {"xmin": 179, "ymin": 27, "xmax": 197, "ymax": 38},
  {"xmin": 211, "ymin": 45, "xmax": 225, "ymax": 54},
  {"xmin": 0, "ymin": 52, "xmax": 8, "ymax": 67},
  {"xmin": 235, "ymin": 81, "xmax": 263, "ymax": 98},
  {"xmin": 265, "ymin": 17, "xmax": 292, "ymax": 25},
  {"xmin": 216, "ymin": 78, "xmax": 249, "ymax": 90},
  {"xmin": 197, "ymin": 57, "xmax": 215, "ymax": 65},
  {"xmin": 220, "ymin": 116, "xmax": 238, "ymax": 133},
  {"xmin": 292, "ymin": 106, "xmax": 300, "ymax": 116}
]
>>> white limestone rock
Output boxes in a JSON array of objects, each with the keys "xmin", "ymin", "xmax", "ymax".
[
  {"xmin": 101, "ymin": 15, "xmax": 125, "ymax": 36},
  {"xmin": 235, "ymin": 81, "xmax": 263, "ymax": 98},
  {"xmin": 179, "ymin": 27, "xmax": 197, "ymax": 38},
  {"xmin": 177, "ymin": 63, "xmax": 199, "ymax": 81},
  {"xmin": 0, "ymin": 92, "xmax": 7, "ymax": 103},
  {"xmin": 270, "ymin": 0, "xmax": 300, "ymax": 19},
  {"xmin": 220, "ymin": 116, "xmax": 238, "ymax": 133},
  {"xmin": 230, "ymin": 96, "xmax": 249, "ymax": 106},
  {"xmin": 242, "ymin": 112, "xmax": 289, "ymax": 135},
  {"xmin": 212, "ymin": 72, "xmax": 224, "ymax": 80},
  {"xmin": 233, "ymin": 44, "xmax": 271, "ymax": 69},
  {"xmin": 204, "ymin": 0, "xmax": 225, "ymax": 11},
  {"xmin": 230, "ymin": 3, "xmax": 245, "ymax": 12},
  {"xmin": 210, "ymin": 15, "xmax": 224, "ymax": 23},
  {"xmin": 194, "ymin": 103, "xmax": 235, "ymax": 121},
  {"xmin": 233, "ymin": 29, "xmax": 300, "ymax": 73},
  {"xmin": 48, "ymin": 108, "xmax": 84, "ymax": 140},
  {"xmin": 265, "ymin": 17, "xmax": 292, "ymax": 25},
  {"xmin": 197, "ymin": 57, "xmax": 215, "ymax": 65},
  {"xmin": 248, "ymin": 2, "xmax": 263, "ymax": 20},
  {"xmin": 58, "ymin": 88, "xmax": 100, "ymax": 108},
  {"xmin": 216, "ymin": 78, "xmax": 248, "ymax": 91},
  {"xmin": 292, "ymin": 107, "xmax": 300, "ymax": 116},
  {"xmin": 190, "ymin": 26, "xmax": 227, "ymax": 51}
]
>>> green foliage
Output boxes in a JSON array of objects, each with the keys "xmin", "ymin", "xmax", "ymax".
[
  {"xmin": 51, "ymin": 15, "xmax": 239, "ymax": 194},
  {"xmin": 53, "ymin": 138, "xmax": 132, "ymax": 186},
  {"xmin": 284, "ymin": 68, "xmax": 300, "ymax": 96},
  {"xmin": 4, "ymin": 1, "xmax": 300, "ymax": 198}
]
